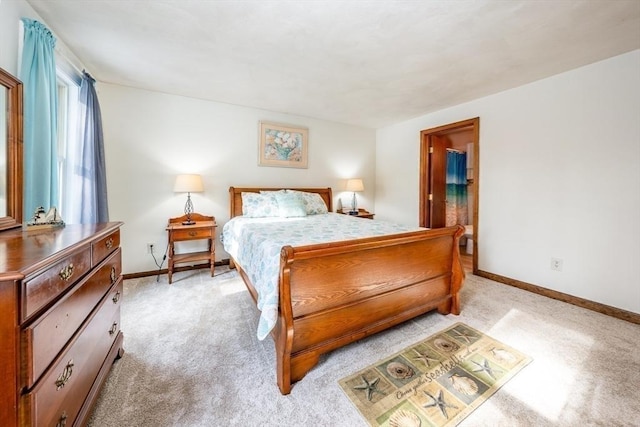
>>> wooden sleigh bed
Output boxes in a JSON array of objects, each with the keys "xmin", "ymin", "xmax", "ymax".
[{"xmin": 227, "ymin": 186, "xmax": 465, "ymax": 394}]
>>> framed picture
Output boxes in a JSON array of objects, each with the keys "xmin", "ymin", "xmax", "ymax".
[{"xmin": 258, "ymin": 121, "xmax": 308, "ymax": 168}]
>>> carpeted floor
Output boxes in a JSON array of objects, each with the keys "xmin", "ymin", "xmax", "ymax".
[{"xmin": 88, "ymin": 267, "xmax": 640, "ymax": 426}]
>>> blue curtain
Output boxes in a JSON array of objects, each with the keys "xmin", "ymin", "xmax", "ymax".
[
  {"xmin": 76, "ymin": 71, "xmax": 109, "ymax": 223},
  {"xmin": 20, "ymin": 18, "xmax": 58, "ymax": 219},
  {"xmin": 445, "ymin": 151, "xmax": 468, "ymax": 226}
]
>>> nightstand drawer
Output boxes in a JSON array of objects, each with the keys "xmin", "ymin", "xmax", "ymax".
[{"xmin": 172, "ymin": 227, "xmax": 213, "ymax": 241}]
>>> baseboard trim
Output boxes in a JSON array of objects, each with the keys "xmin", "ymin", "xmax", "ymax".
[
  {"xmin": 476, "ymin": 270, "xmax": 640, "ymax": 325},
  {"xmin": 123, "ymin": 259, "xmax": 231, "ymax": 280}
]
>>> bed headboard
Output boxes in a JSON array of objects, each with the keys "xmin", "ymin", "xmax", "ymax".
[{"xmin": 229, "ymin": 187, "xmax": 333, "ymax": 218}]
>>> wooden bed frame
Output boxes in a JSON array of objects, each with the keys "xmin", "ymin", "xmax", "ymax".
[{"xmin": 228, "ymin": 186, "xmax": 465, "ymax": 394}]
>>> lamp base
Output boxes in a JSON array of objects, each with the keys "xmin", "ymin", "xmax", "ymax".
[
  {"xmin": 182, "ymin": 193, "xmax": 196, "ymax": 225},
  {"xmin": 350, "ymin": 192, "xmax": 358, "ymax": 215}
]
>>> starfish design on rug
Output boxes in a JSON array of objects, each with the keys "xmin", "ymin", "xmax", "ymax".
[
  {"xmin": 412, "ymin": 348, "xmax": 439, "ymax": 368},
  {"xmin": 451, "ymin": 327, "xmax": 476, "ymax": 344},
  {"xmin": 353, "ymin": 375, "xmax": 386, "ymax": 401},
  {"xmin": 471, "ymin": 358, "xmax": 503, "ymax": 380},
  {"xmin": 423, "ymin": 389, "xmax": 459, "ymax": 419}
]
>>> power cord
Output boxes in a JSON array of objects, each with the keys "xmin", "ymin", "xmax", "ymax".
[{"xmin": 150, "ymin": 243, "xmax": 169, "ymax": 282}]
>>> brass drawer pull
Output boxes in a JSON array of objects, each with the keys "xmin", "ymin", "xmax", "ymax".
[
  {"xmin": 109, "ymin": 322, "xmax": 118, "ymax": 336},
  {"xmin": 110, "ymin": 266, "xmax": 117, "ymax": 284},
  {"xmin": 59, "ymin": 264, "xmax": 74, "ymax": 281},
  {"xmin": 58, "ymin": 263, "xmax": 73, "ymax": 282},
  {"xmin": 56, "ymin": 411, "xmax": 68, "ymax": 427},
  {"xmin": 105, "ymin": 237, "xmax": 114, "ymax": 249},
  {"xmin": 188, "ymin": 231, "xmax": 198, "ymax": 237},
  {"xmin": 55, "ymin": 360, "xmax": 74, "ymax": 390},
  {"xmin": 112, "ymin": 290, "xmax": 121, "ymax": 304}
]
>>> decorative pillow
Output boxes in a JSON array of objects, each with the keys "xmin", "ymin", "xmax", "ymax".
[
  {"xmin": 275, "ymin": 192, "xmax": 307, "ymax": 217},
  {"xmin": 260, "ymin": 190, "xmax": 287, "ymax": 196},
  {"xmin": 287, "ymin": 190, "xmax": 329, "ymax": 215},
  {"xmin": 241, "ymin": 192, "xmax": 279, "ymax": 217}
]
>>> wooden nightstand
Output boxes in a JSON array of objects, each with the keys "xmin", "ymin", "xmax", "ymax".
[
  {"xmin": 166, "ymin": 213, "xmax": 217, "ymax": 284},
  {"xmin": 336, "ymin": 208, "xmax": 375, "ymax": 219}
]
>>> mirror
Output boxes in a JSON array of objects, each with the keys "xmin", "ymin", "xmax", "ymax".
[{"xmin": 0, "ymin": 67, "xmax": 23, "ymax": 231}]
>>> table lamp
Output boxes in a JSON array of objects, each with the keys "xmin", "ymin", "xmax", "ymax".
[{"xmin": 174, "ymin": 174, "xmax": 204, "ymax": 225}]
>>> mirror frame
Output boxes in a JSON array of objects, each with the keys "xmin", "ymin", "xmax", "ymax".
[{"xmin": 0, "ymin": 67, "xmax": 23, "ymax": 231}]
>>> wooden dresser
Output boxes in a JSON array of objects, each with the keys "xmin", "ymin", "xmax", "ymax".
[{"xmin": 0, "ymin": 222, "xmax": 124, "ymax": 427}]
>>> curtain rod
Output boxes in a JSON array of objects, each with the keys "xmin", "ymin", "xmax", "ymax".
[
  {"xmin": 54, "ymin": 45, "xmax": 85, "ymax": 77},
  {"xmin": 446, "ymin": 148, "xmax": 465, "ymax": 153}
]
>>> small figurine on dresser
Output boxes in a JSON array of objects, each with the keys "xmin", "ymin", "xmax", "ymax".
[{"xmin": 25, "ymin": 206, "xmax": 65, "ymax": 231}]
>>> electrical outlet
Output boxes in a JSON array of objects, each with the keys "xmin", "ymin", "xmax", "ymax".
[
  {"xmin": 550, "ymin": 257, "xmax": 563, "ymax": 271},
  {"xmin": 147, "ymin": 243, "xmax": 154, "ymax": 254}
]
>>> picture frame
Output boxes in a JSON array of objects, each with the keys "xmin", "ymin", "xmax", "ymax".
[{"xmin": 258, "ymin": 121, "xmax": 308, "ymax": 168}]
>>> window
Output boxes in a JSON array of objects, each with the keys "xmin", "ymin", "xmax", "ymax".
[{"xmin": 55, "ymin": 64, "xmax": 81, "ymax": 222}]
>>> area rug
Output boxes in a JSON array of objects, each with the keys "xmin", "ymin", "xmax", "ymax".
[{"xmin": 339, "ymin": 322, "xmax": 532, "ymax": 426}]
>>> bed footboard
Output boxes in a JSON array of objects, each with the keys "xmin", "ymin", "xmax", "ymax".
[{"xmin": 274, "ymin": 225, "xmax": 465, "ymax": 394}]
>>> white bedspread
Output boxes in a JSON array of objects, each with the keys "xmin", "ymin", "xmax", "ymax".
[{"xmin": 221, "ymin": 213, "xmax": 420, "ymax": 340}]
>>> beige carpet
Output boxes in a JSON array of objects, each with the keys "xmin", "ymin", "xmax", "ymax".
[
  {"xmin": 339, "ymin": 322, "xmax": 531, "ymax": 426},
  {"xmin": 88, "ymin": 267, "xmax": 640, "ymax": 426}
]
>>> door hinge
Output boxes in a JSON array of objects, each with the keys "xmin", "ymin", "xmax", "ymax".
[
  {"xmin": 428, "ymin": 193, "xmax": 433, "ymax": 201},
  {"xmin": 429, "ymin": 146, "xmax": 434, "ymax": 154}
]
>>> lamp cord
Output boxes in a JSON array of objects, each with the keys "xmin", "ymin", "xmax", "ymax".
[{"xmin": 151, "ymin": 243, "xmax": 169, "ymax": 282}]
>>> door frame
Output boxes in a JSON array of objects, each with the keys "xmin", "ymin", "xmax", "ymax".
[{"xmin": 419, "ymin": 117, "xmax": 480, "ymax": 273}]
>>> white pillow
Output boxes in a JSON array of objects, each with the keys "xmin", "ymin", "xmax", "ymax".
[
  {"xmin": 241, "ymin": 192, "xmax": 279, "ymax": 217},
  {"xmin": 275, "ymin": 192, "xmax": 307, "ymax": 217},
  {"xmin": 287, "ymin": 190, "xmax": 329, "ymax": 215}
]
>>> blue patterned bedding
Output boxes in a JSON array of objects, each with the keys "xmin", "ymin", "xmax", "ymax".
[{"xmin": 221, "ymin": 213, "xmax": 421, "ymax": 340}]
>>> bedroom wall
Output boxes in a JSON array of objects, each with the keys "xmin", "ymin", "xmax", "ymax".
[
  {"xmin": 1, "ymin": 0, "xmax": 41, "ymax": 75},
  {"xmin": 0, "ymin": 0, "xmax": 84, "ymax": 77},
  {"xmin": 99, "ymin": 83, "xmax": 376, "ymax": 274},
  {"xmin": 375, "ymin": 49, "xmax": 640, "ymax": 314}
]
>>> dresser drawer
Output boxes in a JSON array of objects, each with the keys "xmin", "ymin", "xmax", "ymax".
[
  {"xmin": 172, "ymin": 227, "xmax": 213, "ymax": 241},
  {"xmin": 21, "ymin": 279, "xmax": 122, "ymax": 427},
  {"xmin": 22, "ymin": 249, "xmax": 92, "ymax": 322},
  {"xmin": 92, "ymin": 229, "xmax": 120, "ymax": 266},
  {"xmin": 22, "ymin": 249, "xmax": 122, "ymax": 388}
]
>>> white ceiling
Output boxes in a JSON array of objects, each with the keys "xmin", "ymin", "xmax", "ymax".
[{"xmin": 26, "ymin": 0, "xmax": 640, "ymax": 129}]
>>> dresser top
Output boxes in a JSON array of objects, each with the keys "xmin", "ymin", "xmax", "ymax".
[{"xmin": 0, "ymin": 222, "xmax": 123, "ymax": 278}]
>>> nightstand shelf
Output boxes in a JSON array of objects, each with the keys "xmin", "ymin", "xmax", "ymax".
[
  {"xmin": 172, "ymin": 251, "xmax": 212, "ymax": 264},
  {"xmin": 166, "ymin": 213, "xmax": 217, "ymax": 284}
]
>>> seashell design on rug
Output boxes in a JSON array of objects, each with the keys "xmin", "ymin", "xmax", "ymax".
[
  {"xmin": 433, "ymin": 337, "xmax": 460, "ymax": 353},
  {"xmin": 449, "ymin": 373, "xmax": 479, "ymax": 395},
  {"xmin": 388, "ymin": 409, "xmax": 422, "ymax": 427},
  {"xmin": 386, "ymin": 361, "xmax": 415, "ymax": 379},
  {"xmin": 490, "ymin": 347, "xmax": 516, "ymax": 364}
]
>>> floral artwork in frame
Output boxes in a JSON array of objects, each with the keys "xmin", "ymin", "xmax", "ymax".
[{"xmin": 258, "ymin": 121, "xmax": 308, "ymax": 168}]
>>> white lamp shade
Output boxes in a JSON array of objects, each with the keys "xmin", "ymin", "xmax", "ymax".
[
  {"xmin": 345, "ymin": 178, "xmax": 364, "ymax": 192},
  {"xmin": 174, "ymin": 174, "xmax": 204, "ymax": 193}
]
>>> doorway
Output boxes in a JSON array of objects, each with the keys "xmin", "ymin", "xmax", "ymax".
[{"xmin": 419, "ymin": 117, "xmax": 479, "ymax": 273}]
